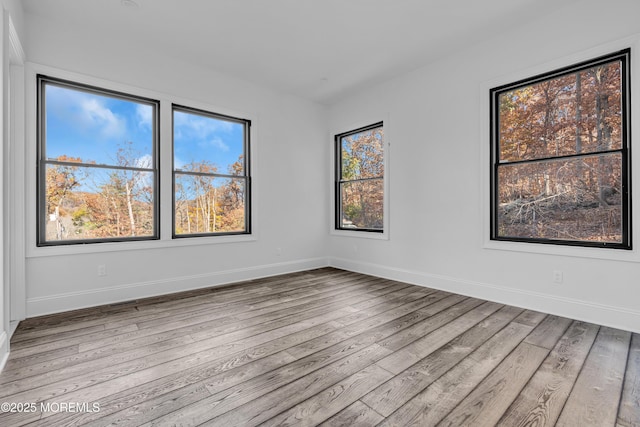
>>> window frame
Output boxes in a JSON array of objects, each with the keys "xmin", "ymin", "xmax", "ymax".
[
  {"xmin": 334, "ymin": 121, "xmax": 385, "ymax": 233},
  {"xmin": 36, "ymin": 74, "xmax": 161, "ymax": 247},
  {"xmin": 27, "ymin": 65, "xmax": 258, "ymax": 258},
  {"xmin": 171, "ymin": 104, "xmax": 252, "ymax": 238},
  {"xmin": 489, "ymin": 49, "xmax": 632, "ymax": 250}
]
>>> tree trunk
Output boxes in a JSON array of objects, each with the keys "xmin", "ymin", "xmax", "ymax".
[
  {"xmin": 125, "ymin": 181, "xmax": 137, "ymax": 236},
  {"xmin": 186, "ymin": 205, "xmax": 192, "ymax": 234},
  {"xmin": 55, "ymin": 206, "xmax": 62, "ymax": 240},
  {"xmin": 212, "ymin": 187, "xmax": 217, "ymax": 232},
  {"xmin": 575, "ymin": 73, "xmax": 583, "ymax": 154}
]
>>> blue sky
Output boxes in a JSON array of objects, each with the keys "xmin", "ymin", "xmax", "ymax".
[
  {"xmin": 45, "ymin": 84, "xmax": 154, "ymax": 166},
  {"xmin": 173, "ymin": 110, "xmax": 245, "ymax": 175},
  {"xmin": 45, "ymin": 83, "xmax": 246, "ymax": 175}
]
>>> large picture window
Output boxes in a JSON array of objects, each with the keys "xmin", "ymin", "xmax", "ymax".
[
  {"xmin": 173, "ymin": 105, "xmax": 251, "ymax": 237},
  {"xmin": 37, "ymin": 76, "xmax": 159, "ymax": 246},
  {"xmin": 490, "ymin": 50, "xmax": 631, "ymax": 249},
  {"xmin": 335, "ymin": 122, "xmax": 384, "ymax": 232}
]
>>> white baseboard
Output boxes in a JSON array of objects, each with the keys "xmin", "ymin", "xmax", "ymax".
[
  {"xmin": 328, "ymin": 257, "xmax": 640, "ymax": 334},
  {"xmin": 9, "ymin": 321, "xmax": 19, "ymax": 339},
  {"xmin": 27, "ymin": 257, "xmax": 329, "ymax": 318},
  {"xmin": 25, "ymin": 255, "xmax": 640, "ymax": 334},
  {"xmin": 0, "ymin": 331, "xmax": 8, "ymax": 373}
]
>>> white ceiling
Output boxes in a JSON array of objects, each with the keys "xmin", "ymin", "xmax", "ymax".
[{"xmin": 23, "ymin": 0, "xmax": 579, "ymax": 105}]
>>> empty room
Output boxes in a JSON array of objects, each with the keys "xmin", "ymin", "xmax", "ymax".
[{"xmin": 0, "ymin": 0, "xmax": 639, "ymax": 426}]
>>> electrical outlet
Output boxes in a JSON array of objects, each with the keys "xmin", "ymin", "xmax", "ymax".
[
  {"xmin": 553, "ymin": 270, "xmax": 563, "ymax": 284},
  {"xmin": 98, "ymin": 264, "xmax": 107, "ymax": 276},
  {"xmin": 276, "ymin": 247, "xmax": 282, "ymax": 256}
]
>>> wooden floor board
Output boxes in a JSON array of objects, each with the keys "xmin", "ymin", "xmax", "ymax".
[
  {"xmin": 2, "ymin": 299, "xmax": 363, "ymax": 403},
  {"xmin": 437, "ymin": 340, "xmax": 549, "ymax": 427},
  {"xmin": 198, "ymin": 344, "xmax": 393, "ymax": 427},
  {"xmin": 0, "ymin": 267, "xmax": 636, "ymax": 427},
  {"xmin": 319, "ymin": 400, "xmax": 385, "ymax": 427},
  {"xmin": 618, "ymin": 333, "xmax": 640, "ymax": 427},
  {"xmin": 13, "ymin": 269, "xmax": 312, "ymax": 332},
  {"xmin": 16, "ymin": 268, "xmax": 353, "ymax": 338},
  {"xmin": 72, "ymin": 277, "xmax": 390, "ymax": 355},
  {"xmin": 496, "ymin": 321, "xmax": 601, "ymax": 427},
  {"xmin": 25, "ymin": 286, "xmax": 426, "ymax": 425},
  {"xmin": 259, "ymin": 364, "xmax": 393, "ymax": 427},
  {"xmin": 556, "ymin": 327, "xmax": 631, "ymax": 427},
  {"xmin": 379, "ymin": 319, "xmax": 545, "ymax": 426},
  {"xmin": 362, "ymin": 305, "xmax": 526, "ymax": 417},
  {"xmin": 376, "ymin": 300, "xmax": 503, "ymax": 373},
  {"xmin": 9, "ymin": 272, "xmax": 330, "ymax": 348},
  {"xmin": 0, "ymin": 286, "xmax": 378, "ymax": 393}
]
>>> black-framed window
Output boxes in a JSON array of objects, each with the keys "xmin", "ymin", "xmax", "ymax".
[
  {"xmin": 37, "ymin": 75, "xmax": 159, "ymax": 246},
  {"xmin": 490, "ymin": 49, "xmax": 631, "ymax": 249},
  {"xmin": 173, "ymin": 105, "xmax": 251, "ymax": 237},
  {"xmin": 335, "ymin": 122, "xmax": 384, "ymax": 232}
]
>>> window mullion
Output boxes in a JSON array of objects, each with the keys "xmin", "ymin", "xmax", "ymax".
[{"xmin": 159, "ymin": 98, "xmax": 174, "ymax": 241}]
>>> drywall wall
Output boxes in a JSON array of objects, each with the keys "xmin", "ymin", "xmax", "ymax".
[
  {"xmin": 328, "ymin": 0, "xmax": 640, "ymax": 332},
  {"xmin": 21, "ymin": 12, "xmax": 329, "ymax": 316}
]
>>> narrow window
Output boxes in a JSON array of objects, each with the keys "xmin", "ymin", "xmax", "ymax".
[
  {"xmin": 37, "ymin": 76, "xmax": 159, "ymax": 246},
  {"xmin": 491, "ymin": 49, "xmax": 631, "ymax": 249},
  {"xmin": 335, "ymin": 123, "xmax": 384, "ymax": 232},
  {"xmin": 173, "ymin": 105, "xmax": 251, "ymax": 237}
]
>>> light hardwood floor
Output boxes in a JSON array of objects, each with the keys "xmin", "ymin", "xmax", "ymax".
[{"xmin": 1, "ymin": 267, "xmax": 638, "ymax": 426}]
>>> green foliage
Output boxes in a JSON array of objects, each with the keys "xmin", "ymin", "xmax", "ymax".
[
  {"xmin": 71, "ymin": 206, "xmax": 88, "ymax": 227},
  {"xmin": 343, "ymin": 203, "xmax": 362, "ymax": 223}
]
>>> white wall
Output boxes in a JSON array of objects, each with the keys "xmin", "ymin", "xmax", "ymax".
[
  {"xmin": 328, "ymin": 0, "xmax": 640, "ymax": 333},
  {"xmin": 21, "ymin": 12, "xmax": 329, "ymax": 316}
]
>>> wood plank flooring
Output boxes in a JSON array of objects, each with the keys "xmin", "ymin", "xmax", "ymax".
[{"xmin": 0, "ymin": 267, "xmax": 638, "ymax": 426}]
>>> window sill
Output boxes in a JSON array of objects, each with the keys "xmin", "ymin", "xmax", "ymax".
[
  {"xmin": 26, "ymin": 234, "xmax": 257, "ymax": 258},
  {"xmin": 330, "ymin": 229, "xmax": 389, "ymax": 241},
  {"xmin": 483, "ymin": 238, "xmax": 640, "ymax": 263}
]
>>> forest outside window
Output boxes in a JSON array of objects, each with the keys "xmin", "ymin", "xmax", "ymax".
[
  {"xmin": 37, "ymin": 76, "xmax": 159, "ymax": 246},
  {"xmin": 491, "ymin": 49, "xmax": 631, "ymax": 249},
  {"xmin": 173, "ymin": 105, "xmax": 251, "ymax": 237},
  {"xmin": 335, "ymin": 122, "xmax": 384, "ymax": 232}
]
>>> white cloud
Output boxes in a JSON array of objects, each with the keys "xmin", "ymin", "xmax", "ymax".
[
  {"xmin": 174, "ymin": 156, "xmax": 186, "ymax": 170},
  {"xmin": 80, "ymin": 98, "xmax": 126, "ymax": 140},
  {"xmin": 133, "ymin": 154, "xmax": 154, "ymax": 190},
  {"xmin": 135, "ymin": 154, "xmax": 153, "ymax": 169},
  {"xmin": 174, "ymin": 111, "xmax": 234, "ymax": 140},
  {"xmin": 200, "ymin": 137, "xmax": 230, "ymax": 152},
  {"xmin": 136, "ymin": 104, "xmax": 153, "ymax": 129}
]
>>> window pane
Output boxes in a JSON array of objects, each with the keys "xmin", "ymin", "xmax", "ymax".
[
  {"xmin": 341, "ymin": 126, "xmax": 384, "ymax": 180},
  {"xmin": 175, "ymin": 174, "xmax": 246, "ymax": 235},
  {"xmin": 174, "ymin": 110, "xmax": 246, "ymax": 176},
  {"xmin": 44, "ymin": 165, "xmax": 155, "ymax": 242},
  {"xmin": 340, "ymin": 179, "xmax": 383, "ymax": 230},
  {"xmin": 498, "ymin": 60, "xmax": 622, "ymax": 162},
  {"xmin": 497, "ymin": 153, "xmax": 623, "ymax": 243},
  {"xmin": 44, "ymin": 83, "xmax": 155, "ymax": 166}
]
